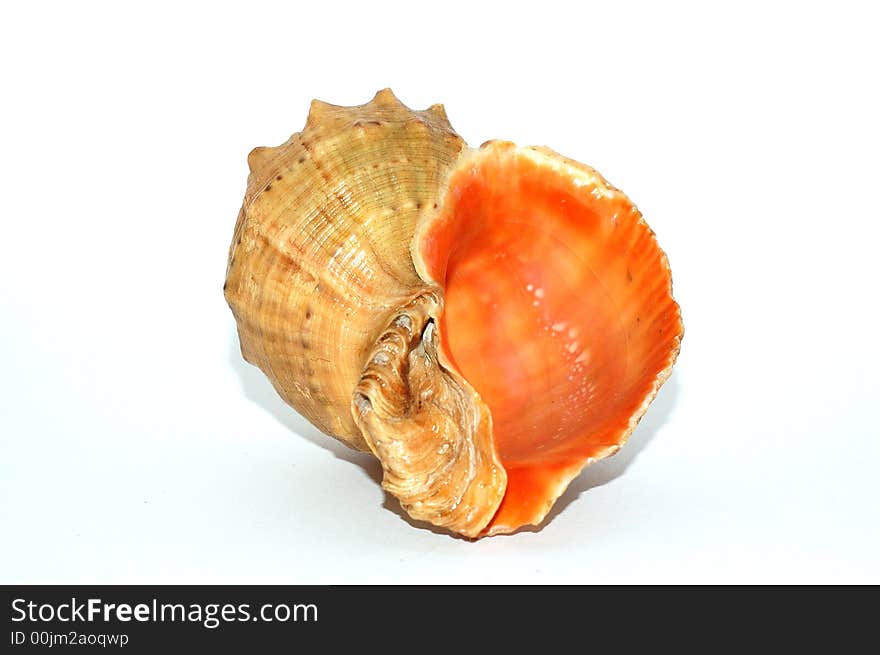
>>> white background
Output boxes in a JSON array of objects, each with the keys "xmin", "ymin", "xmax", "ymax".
[{"xmin": 2, "ymin": 1, "xmax": 878, "ymax": 584}]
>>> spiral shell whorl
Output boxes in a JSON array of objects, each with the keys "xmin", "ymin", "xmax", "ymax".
[{"xmin": 224, "ymin": 90, "xmax": 465, "ymax": 449}]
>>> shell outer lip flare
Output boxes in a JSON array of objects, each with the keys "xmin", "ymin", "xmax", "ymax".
[{"xmin": 224, "ymin": 89, "xmax": 683, "ymax": 538}]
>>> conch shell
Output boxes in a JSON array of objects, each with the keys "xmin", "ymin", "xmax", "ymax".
[{"xmin": 225, "ymin": 89, "xmax": 682, "ymax": 537}]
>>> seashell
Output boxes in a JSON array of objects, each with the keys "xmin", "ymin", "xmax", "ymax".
[{"xmin": 225, "ymin": 89, "xmax": 683, "ymax": 538}]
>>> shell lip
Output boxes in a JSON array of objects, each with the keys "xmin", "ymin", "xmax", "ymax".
[{"xmin": 411, "ymin": 140, "xmax": 684, "ymax": 536}]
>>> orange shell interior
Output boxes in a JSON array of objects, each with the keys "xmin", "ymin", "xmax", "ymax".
[{"xmin": 419, "ymin": 144, "xmax": 682, "ymax": 534}]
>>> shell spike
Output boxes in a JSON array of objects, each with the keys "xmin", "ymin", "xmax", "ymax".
[
  {"xmin": 306, "ymin": 98, "xmax": 338, "ymax": 127},
  {"xmin": 427, "ymin": 103, "xmax": 449, "ymax": 122},
  {"xmin": 246, "ymin": 146, "xmax": 274, "ymax": 173},
  {"xmin": 420, "ymin": 102, "xmax": 454, "ymax": 130},
  {"xmin": 371, "ymin": 87, "xmax": 404, "ymax": 107}
]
